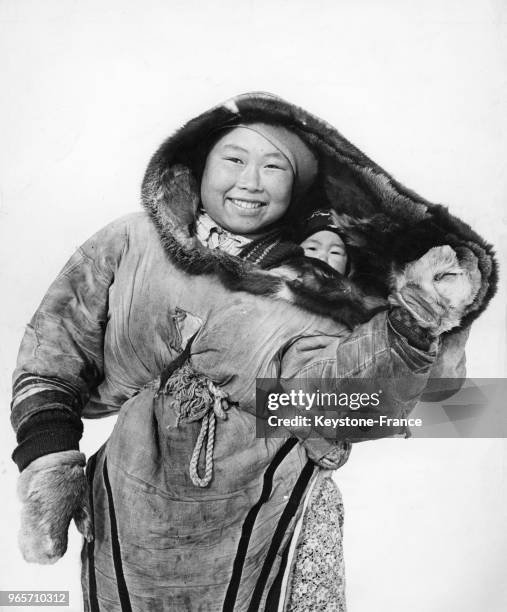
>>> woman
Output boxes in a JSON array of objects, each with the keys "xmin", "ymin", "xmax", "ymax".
[{"xmin": 12, "ymin": 93, "xmax": 497, "ymax": 611}]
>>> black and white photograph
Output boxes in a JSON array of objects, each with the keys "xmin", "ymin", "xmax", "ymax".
[{"xmin": 1, "ymin": 1, "xmax": 506, "ymax": 611}]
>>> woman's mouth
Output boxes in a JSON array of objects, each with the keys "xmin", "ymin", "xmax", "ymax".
[{"xmin": 228, "ymin": 198, "xmax": 267, "ymax": 210}]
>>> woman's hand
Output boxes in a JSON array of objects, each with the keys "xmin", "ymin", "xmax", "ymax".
[
  {"xmin": 389, "ymin": 245, "xmax": 481, "ymax": 336},
  {"xmin": 17, "ymin": 451, "xmax": 93, "ymax": 564}
]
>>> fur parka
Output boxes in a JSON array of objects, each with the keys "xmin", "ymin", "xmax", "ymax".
[
  {"xmin": 11, "ymin": 92, "xmax": 497, "ymax": 612},
  {"xmin": 141, "ymin": 92, "xmax": 496, "ymax": 329}
]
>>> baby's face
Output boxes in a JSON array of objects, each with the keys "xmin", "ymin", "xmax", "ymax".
[{"xmin": 301, "ymin": 230, "xmax": 348, "ymax": 274}]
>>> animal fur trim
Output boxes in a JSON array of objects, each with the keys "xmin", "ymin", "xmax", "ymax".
[{"xmin": 140, "ymin": 92, "xmax": 498, "ymax": 330}]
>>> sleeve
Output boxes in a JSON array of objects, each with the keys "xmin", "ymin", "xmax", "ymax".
[
  {"xmin": 11, "ymin": 218, "xmax": 129, "ymax": 471},
  {"xmin": 270, "ymin": 307, "xmax": 441, "ymax": 444},
  {"xmin": 419, "ymin": 326, "xmax": 469, "ymax": 402}
]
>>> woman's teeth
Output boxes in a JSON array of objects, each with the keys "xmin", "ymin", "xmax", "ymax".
[{"xmin": 229, "ymin": 198, "xmax": 265, "ymax": 209}]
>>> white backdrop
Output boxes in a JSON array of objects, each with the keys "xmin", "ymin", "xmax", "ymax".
[{"xmin": 1, "ymin": 1, "xmax": 506, "ymax": 611}]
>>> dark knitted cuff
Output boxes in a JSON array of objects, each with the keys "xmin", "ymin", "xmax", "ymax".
[
  {"xmin": 388, "ymin": 307, "xmax": 435, "ymax": 352},
  {"xmin": 12, "ymin": 409, "xmax": 83, "ymax": 472}
]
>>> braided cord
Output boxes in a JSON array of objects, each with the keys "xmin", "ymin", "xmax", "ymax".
[
  {"xmin": 189, "ymin": 412, "xmax": 217, "ymax": 487},
  {"xmin": 162, "ymin": 363, "xmax": 230, "ymax": 488}
]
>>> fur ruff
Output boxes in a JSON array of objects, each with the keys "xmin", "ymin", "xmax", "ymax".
[{"xmin": 140, "ymin": 92, "xmax": 498, "ymax": 330}]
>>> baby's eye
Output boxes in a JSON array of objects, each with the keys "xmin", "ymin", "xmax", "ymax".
[{"xmin": 305, "ymin": 246, "xmax": 317, "ymax": 251}]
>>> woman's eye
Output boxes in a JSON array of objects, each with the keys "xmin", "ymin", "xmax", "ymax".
[
  {"xmin": 265, "ymin": 163, "xmax": 285, "ymax": 170},
  {"xmin": 224, "ymin": 157, "xmax": 244, "ymax": 164}
]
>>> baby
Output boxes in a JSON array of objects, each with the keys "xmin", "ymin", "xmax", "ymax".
[
  {"xmin": 299, "ymin": 209, "xmax": 349, "ymax": 275},
  {"xmin": 297, "ymin": 208, "xmax": 481, "ymax": 334},
  {"xmin": 268, "ymin": 207, "xmax": 384, "ymax": 331}
]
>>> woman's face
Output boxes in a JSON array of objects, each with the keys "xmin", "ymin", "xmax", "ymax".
[{"xmin": 200, "ymin": 127, "xmax": 294, "ymax": 235}]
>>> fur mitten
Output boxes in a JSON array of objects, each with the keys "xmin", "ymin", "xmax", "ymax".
[
  {"xmin": 17, "ymin": 450, "xmax": 93, "ymax": 564},
  {"xmin": 389, "ymin": 245, "xmax": 481, "ymax": 336}
]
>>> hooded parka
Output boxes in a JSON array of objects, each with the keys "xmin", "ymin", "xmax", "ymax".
[{"xmin": 11, "ymin": 93, "xmax": 497, "ymax": 612}]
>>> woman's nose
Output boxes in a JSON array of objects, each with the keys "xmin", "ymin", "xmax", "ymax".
[{"xmin": 237, "ymin": 163, "xmax": 262, "ymax": 191}]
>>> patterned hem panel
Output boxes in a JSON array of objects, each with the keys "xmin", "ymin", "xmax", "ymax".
[{"xmin": 286, "ymin": 474, "xmax": 346, "ymax": 612}]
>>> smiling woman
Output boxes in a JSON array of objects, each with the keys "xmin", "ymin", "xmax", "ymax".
[
  {"xmin": 200, "ymin": 123, "xmax": 318, "ymax": 235},
  {"xmin": 10, "ymin": 92, "xmax": 497, "ymax": 612}
]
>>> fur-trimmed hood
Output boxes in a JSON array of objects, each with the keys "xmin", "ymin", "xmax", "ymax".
[{"xmin": 141, "ymin": 91, "xmax": 497, "ymax": 329}]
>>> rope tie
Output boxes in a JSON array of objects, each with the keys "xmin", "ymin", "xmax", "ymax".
[{"xmin": 162, "ymin": 363, "xmax": 230, "ymax": 487}]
